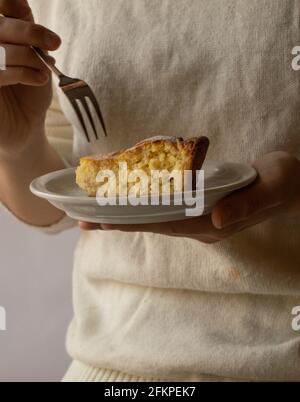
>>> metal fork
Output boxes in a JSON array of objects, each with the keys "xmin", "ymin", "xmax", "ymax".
[{"xmin": 32, "ymin": 47, "xmax": 107, "ymax": 142}]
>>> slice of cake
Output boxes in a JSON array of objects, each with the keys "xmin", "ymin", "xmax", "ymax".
[{"xmin": 76, "ymin": 136, "xmax": 209, "ymax": 196}]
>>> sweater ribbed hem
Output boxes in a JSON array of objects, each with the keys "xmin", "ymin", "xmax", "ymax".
[
  {"xmin": 62, "ymin": 361, "xmax": 245, "ymax": 382},
  {"xmin": 62, "ymin": 361, "xmax": 169, "ymax": 382}
]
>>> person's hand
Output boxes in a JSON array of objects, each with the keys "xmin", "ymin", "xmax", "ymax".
[
  {"xmin": 79, "ymin": 152, "xmax": 300, "ymax": 243},
  {"xmin": 0, "ymin": 0, "xmax": 61, "ymax": 160}
]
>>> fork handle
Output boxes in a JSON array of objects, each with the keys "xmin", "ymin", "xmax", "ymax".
[{"xmin": 32, "ymin": 47, "xmax": 64, "ymax": 79}]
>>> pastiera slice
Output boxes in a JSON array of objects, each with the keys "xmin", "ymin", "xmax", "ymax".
[{"xmin": 76, "ymin": 136, "xmax": 209, "ymax": 196}]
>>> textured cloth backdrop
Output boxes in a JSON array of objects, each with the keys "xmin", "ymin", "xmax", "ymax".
[{"xmin": 24, "ymin": 0, "xmax": 300, "ymax": 381}]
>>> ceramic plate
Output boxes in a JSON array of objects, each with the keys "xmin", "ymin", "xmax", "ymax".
[{"xmin": 30, "ymin": 161, "xmax": 257, "ymax": 224}]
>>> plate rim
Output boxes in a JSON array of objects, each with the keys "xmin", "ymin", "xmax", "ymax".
[{"xmin": 30, "ymin": 161, "xmax": 257, "ymax": 205}]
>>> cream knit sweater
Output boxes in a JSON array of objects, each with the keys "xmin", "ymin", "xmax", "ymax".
[{"xmin": 27, "ymin": 0, "xmax": 300, "ymax": 382}]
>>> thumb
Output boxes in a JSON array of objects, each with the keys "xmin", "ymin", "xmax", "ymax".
[
  {"xmin": 211, "ymin": 179, "xmax": 281, "ymax": 229},
  {"xmin": 212, "ymin": 152, "xmax": 300, "ymax": 229}
]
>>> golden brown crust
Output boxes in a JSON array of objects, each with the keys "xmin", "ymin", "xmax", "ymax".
[
  {"xmin": 82, "ymin": 136, "xmax": 209, "ymax": 166},
  {"xmin": 189, "ymin": 137, "xmax": 210, "ymax": 188}
]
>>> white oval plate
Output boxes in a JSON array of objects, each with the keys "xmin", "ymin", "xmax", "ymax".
[{"xmin": 30, "ymin": 161, "xmax": 257, "ymax": 224}]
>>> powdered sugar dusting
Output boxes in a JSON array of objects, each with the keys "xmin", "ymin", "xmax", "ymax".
[{"xmin": 134, "ymin": 135, "xmax": 182, "ymax": 148}]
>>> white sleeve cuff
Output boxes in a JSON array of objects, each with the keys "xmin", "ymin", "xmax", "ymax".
[
  {"xmin": 36, "ymin": 214, "xmax": 78, "ymax": 235},
  {"xmin": 1, "ymin": 202, "xmax": 77, "ymax": 235}
]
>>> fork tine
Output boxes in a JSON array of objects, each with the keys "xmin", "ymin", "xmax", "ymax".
[
  {"xmin": 87, "ymin": 92, "xmax": 108, "ymax": 137},
  {"xmin": 80, "ymin": 97, "xmax": 99, "ymax": 140},
  {"xmin": 69, "ymin": 98, "xmax": 90, "ymax": 142}
]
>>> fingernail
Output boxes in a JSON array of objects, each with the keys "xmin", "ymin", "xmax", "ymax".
[
  {"xmin": 46, "ymin": 55, "xmax": 56, "ymax": 64},
  {"xmin": 45, "ymin": 31, "xmax": 61, "ymax": 48}
]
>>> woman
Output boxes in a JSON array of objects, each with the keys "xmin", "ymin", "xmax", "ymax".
[{"xmin": 0, "ymin": 0, "xmax": 300, "ymax": 382}]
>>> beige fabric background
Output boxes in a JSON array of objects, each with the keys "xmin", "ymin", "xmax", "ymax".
[{"xmin": 27, "ymin": 0, "xmax": 300, "ymax": 381}]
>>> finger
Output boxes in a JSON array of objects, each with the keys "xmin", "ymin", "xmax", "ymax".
[
  {"xmin": 211, "ymin": 173, "xmax": 284, "ymax": 230},
  {"xmin": 211, "ymin": 180, "xmax": 277, "ymax": 230},
  {"xmin": 3, "ymin": 44, "xmax": 55, "ymax": 70},
  {"xmin": 100, "ymin": 215, "xmax": 214, "ymax": 235},
  {"xmin": 212, "ymin": 152, "xmax": 299, "ymax": 229},
  {"xmin": 0, "ymin": 67, "xmax": 50, "ymax": 86},
  {"xmin": 79, "ymin": 222, "xmax": 102, "ymax": 231},
  {"xmin": 0, "ymin": 17, "xmax": 61, "ymax": 50},
  {"xmin": 220, "ymin": 204, "xmax": 283, "ymax": 236},
  {"xmin": 79, "ymin": 212, "xmax": 264, "ymax": 240},
  {"xmin": 0, "ymin": 0, "xmax": 33, "ymax": 21}
]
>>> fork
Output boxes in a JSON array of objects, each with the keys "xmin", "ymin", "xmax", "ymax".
[{"xmin": 32, "ymin": 47, "xmax": 107, "ymax": 142}]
